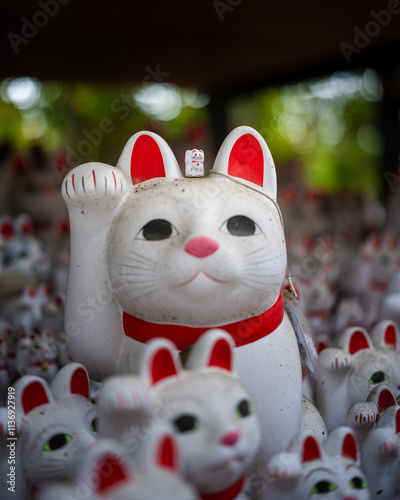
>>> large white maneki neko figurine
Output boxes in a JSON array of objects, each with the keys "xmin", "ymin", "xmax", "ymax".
[{"xmin": 62, "ymin": 126, "xmax": 309, "ymax": 468}]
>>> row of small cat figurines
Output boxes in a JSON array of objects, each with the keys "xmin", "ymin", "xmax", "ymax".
[{"xmin": 2, "ymin": 327, "xmax": 400, "ymax": 500}]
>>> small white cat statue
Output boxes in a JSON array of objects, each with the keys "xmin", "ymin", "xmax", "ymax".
[
  {"xmin": 14, "ymin": 368, "xmax": 98, "ymax": 497},
  {"xmin": 185, "ymin": 148, "xmax": 205, "ymax": 177},
  {"xmin": 267, "ymin": 427, "xmax": 370, "ymax": 500},
  {"xmin": 62, "ymin": 126, "xmax": 304, "ymax": 467},
  {"xmin": 316, "ymin": 321, "xmax": 400, "ymax": 432},
  {"xmin": 37, "ymin": 436, "xmax": 199, "ymax": 500},
  {"xmin": 98, "ymin": 329, "xmax": 261, "ymax": 500},
  {"xmin": 16, "ymin": 330, "xmax": 58, "ymax": 384}
]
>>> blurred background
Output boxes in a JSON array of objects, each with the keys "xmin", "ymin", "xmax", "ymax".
[{"xmin": 1, "ymin": 1, "xmax": 400, "ymax": 332}]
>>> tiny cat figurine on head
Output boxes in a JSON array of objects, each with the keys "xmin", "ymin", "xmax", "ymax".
[
  {"xmin": 185, "ymin": 149, "xmax": 204, "ymax": 177},
  {"xmin": 62, "ymin": 126, "xmax": 308, "ymax": 469}
]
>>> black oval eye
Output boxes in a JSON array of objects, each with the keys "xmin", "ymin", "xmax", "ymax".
[
  {"xmin": 90, "ymin": 417, "xmax": 98, "ymax": 432},
  {"xmin": 44, "ymin": 433, "xmax": 71, "ymax": 451},
  {"xmin": 311, "ymin": 480, "xmax": 336, "ymax": 493},
  {"xmin": 369, "ymin": 371, "xmax": 389, "ymax": 384},
  {"xmin": 226, "ymin": 216, "xmax": 256, "ymax": 236},
  {"xmin": 350, "ymin": 476, "xmax": 367, "ymax": 489},
  {"xmin": 173, "ymin": 414, "xmax": 200, "ymax": 433},
  {"xmin": 235, "ymin": 399, "xmax": 254, "ymax": 418},
  {"xmin": 141, "ymin": 219, "xmax": 173, "ymax": 240}
]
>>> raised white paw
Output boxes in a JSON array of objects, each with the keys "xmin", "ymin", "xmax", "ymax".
[
  {"xmin": 268, "ymin": 452, "xmax": 301, "ymax": 480},
  {"xmin": 380, "ymin": 439, "xmax": 398, "ymax": 454},
  {"xmin": 319, "ymin": 348, "xmax": 352, "ymax": 372},
  {"xmin": 347, "ymin": 402, "xmax": 377, "ymax": 427},
  {"xmin": 99, "ymin": 376, "xmax": 152, "ymax": 413},
  {"xmin": 62, "ymin": 163, "xmax": 131, "ymax": 202}
]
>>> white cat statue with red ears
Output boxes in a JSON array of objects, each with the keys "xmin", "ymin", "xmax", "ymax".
[{"xmin": 62, "ymin": 126, "xmax": 304, "ymax": 465}]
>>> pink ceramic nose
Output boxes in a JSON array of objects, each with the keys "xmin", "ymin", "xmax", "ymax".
[
  {"xmin": 342, "ymin": 496, "xmax": 357, "ymax": 500},
  {"xmin": 220, "ymin": 430, "xmax": 240, "ymax": 446},
  {"xmin": 184, "ymin": 236, "xmax": 219, "ymax": 258}
]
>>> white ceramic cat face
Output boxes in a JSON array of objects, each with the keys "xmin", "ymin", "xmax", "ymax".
[
  {"xmin": 108, "ymin": 175, "xmax": 284, "ymax": 327},
  {"xmin": 15, "ymin": 367, "xmax": 98, "ymax": 489},
  {"xmin": 138, "ymin": 329, "xmax": 261, "ymax": 495},
  {"xmin": 268, "ymin": 428, "xmax": 369, "ymax": 500}
]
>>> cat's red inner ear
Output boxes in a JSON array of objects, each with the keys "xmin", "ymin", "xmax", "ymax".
[
  {"xmin": 151, "ymin": 348, "xmax": 178, "ymax": 385},
  {"xmin": 70, "ymin": 367, "xmax": 90, "ymax": 399},
  {"xmin": 378, "ymin": 389, "xmax": 396, "ymax": 411},
  {"xmin": 384, "ymin": 324, "xmax": 397, "ymax": 348},
  {"xmin": 348, "ymin": 330, "xmax": 371, "ymax": 355},
  {"xmin": 130, "ymin": 134, "xmax": 165, "ymax": 185},
  {"xmin": 342, "ymin": 433, "xmax": 357, "ymax": 461},
  {"xmin": 208, "ymin": 338, "xmax": 232, "ymax": 372},
  {"xmin": 228, "ymin": 134, "xmax": 264, "ymax": 187},
  {"xmin": 395, "ymin": 409, "xmax": 400, "ymax": 434},
  {"xmin": 22, "ymin": 381, "xmax": 50, "ymax": 414},
  {"xmin": 157, "ymin": 435, "xmax": 179, "ymax": 472},
  {"xmin": 96, "ymin": 455, "xmax": 130, "ymax": 493},
  {"xmin": 302, "ymin": 436, "xmax": 321, "ymax": 462}
]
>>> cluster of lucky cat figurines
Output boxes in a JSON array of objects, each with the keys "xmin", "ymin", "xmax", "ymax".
[{"xmin": 1, "ymin": 126, "xmax": 400, "ymax": 499}]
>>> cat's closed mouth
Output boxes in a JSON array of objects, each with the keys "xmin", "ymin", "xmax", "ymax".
[{"xmin": 172, "ymin": 269, "xmax": 231, "ymax": 288}]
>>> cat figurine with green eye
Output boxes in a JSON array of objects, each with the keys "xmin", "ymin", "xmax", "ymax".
[
  {"xmin": 16, "ymin": 330, "xmax": 58, "ymax": 384},
  {"xmin": 62, "ymin": 126, "xmax": 304, "ymax": 469},
  {"xmin": 15, "ymin": 364, "xmax": 98, "ymax": 497},
  {"xmin": 98, "ymin": 329, "xmax": 261, "ymax": 500},
  {"xmin": 316, "ymin": 321, "xmax": 400, "ymax": 432},
  {"xmin": 268, "ymin": 428, "xmax": 370, "ymax": 500},
  {"xmin": 37, "ymin": 436, "xmax": 199, "ymax": 500}
]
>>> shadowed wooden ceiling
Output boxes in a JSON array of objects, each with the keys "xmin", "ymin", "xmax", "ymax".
[{"xmin": 1, "ymin": 1, "xmax": 400, "ymax": 92}]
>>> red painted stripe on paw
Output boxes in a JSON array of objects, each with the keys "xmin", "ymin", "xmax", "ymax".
[
  {"xmin": 92, "ymin": 170, "xmax": 96, "ymax": 191},
  {"xmin": 131, "ymin": 135, "xmax": 165, "ymax": 184},
  {"xmin": 228, "ymin": 134, "xmax": 263, "ymax": 187},
  {"xmin": 112, "ymin": 171, "xmax": 117, "ymax": 190},
  {"xmin": 72, "ymin": 174, "xmax": 76, "ymax": 193}
]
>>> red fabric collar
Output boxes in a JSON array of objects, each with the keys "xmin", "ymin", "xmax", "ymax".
[
  {"xmin": 123, "ymin": 292, "xmax": 284, "ymax": 350},
  {"xmin": 200, "ymin": 476, "xmax": 245, "ymax": 500}
]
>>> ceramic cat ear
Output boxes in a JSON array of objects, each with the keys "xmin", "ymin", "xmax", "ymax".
[
  {"xmin": 185, "ymin": 328, "xmax": 235, "ymax": 372},
  {"xmin": 324, "ymin": 427, "xmax": 359, "ymax": 463},
  {"xmin": 117, "ymin": 131, "xmax": 183, "ymax": 184},
  {"xmin": 367, "ymin": 384, "xmax": 397, "ymax": 412},
  {"xmin": 289, "ymin": 431, "xmax": 323, "ymax": 462},
  {"xmin": 211, "ymin": 126, "xmax": 277, "ymax": 201},
  {"xmin": 14, "ymin": 375, "xmax": 54, "ymax": 415},
  {"xmin": 139, "ymin": 338, "xmax": 181, "ymax": 385},
  {"xmin": 50, "ymin": 362, "xmax": 91, "ymax": 401},
  {"xmin": 370, "ymin": 320, "xmax": 399, "ymax": 349},
  {"xmin": 77, "ymin": 439, "xmax": 133, "ymax": 495},
  {"xmin": 337, "ymin": 326, "xmax": 373, "ymax": 354}
]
